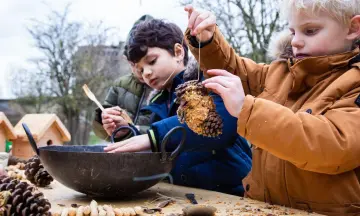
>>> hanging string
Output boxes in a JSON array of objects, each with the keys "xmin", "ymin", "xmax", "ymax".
[{"xmin": 197, "ymin": 32, "xmax": 201, "ymax": 82}]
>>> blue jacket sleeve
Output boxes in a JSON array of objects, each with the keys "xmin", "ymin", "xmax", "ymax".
[{"xmin": 148, "ymin": 94, "xmax": 239, "ymax": 152}]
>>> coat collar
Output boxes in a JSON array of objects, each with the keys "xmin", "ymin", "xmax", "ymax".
[{"xmin": 288, "ymin": 48, "xmax": 360, "ymax": 93}]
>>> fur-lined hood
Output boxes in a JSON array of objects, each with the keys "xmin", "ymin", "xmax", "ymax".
[
  {"xmin": 147, "ymin": 56, "xmax": 200, "ymax": 104},
  {"xmin": 267, "ymin": 29, "xmax": 293, "ymax": 60}
]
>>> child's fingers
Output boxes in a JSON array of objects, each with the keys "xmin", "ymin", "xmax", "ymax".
[
  {"xmin": 102, "ymin": 114, "xmax": 126, "ymax": 125},
  {"xmin": 203, "ymin": 77, "xmax": 233, "ymax": 89},
  {"xmin": 109, "ymin": 143, "xmax": 139, "ymax": 153},
  {"xmin": 103, "ymin": 122, "xmax": 115, "ymax": 129},
  {"xmin": 104, "ymin": 139, "xmax": 130, "ymax": 152},
  {"xmin": 102, "ymin": 117, "xmax": 114, "ymax": 124},
  {"xmin": 107, "ymin": 114, "xmax": 126, "ymax": 123},
  {"xmin": 112, "ymin": 106, "xmax": 123, "ymax": 111},
  {"xmin": 206, "ymin": 69, "xmax": 237, "ymax": 77},
  {"xmin": 204, "ymin": 83, "xmax": 228, "ymax": 97},
  {"xmin": 103, "ymin": 123, "xmax": 115, "ymax": 135},
  {"xmin": 104, "ymin": 109, "xmax": 121, "ymax": 116},
  {"xmin": 184, "ymin": 5, "xmax": 194, "ymax": 20},
  {"xmin": 193, "ymin": 12, "xmax": 214, "ymax": 35},
  {"xmin": 193, "ymin": 12, "xmax": 210, "ymax": 29},
  {"xmin": 188, "ymin": 9, "xmax": 200, "ymax": 30}
]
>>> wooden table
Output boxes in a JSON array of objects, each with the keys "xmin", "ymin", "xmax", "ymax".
[{"xmin": 39, "ymin": 181, "xmax": 322, "ymax": 215}]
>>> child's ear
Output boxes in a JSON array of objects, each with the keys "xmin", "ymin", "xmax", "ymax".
[
  {"xmin": 173, "ymin": 43, "xmax": 185, "ymax": 62},
  {"xmin": 347, "ymin": 15, "xmax": 360, "ymax": 41}
]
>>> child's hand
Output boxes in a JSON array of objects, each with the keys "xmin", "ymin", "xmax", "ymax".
[
  {"xmin": 102, "ymin": 106, "xmax": 128, "ymax": 138},
  {"xmin": 104, "ymin": 134, "xmax": 151, "ymax": 153},
  {"xmin": 202, "ymin": 69, "xmax": 245, "ymax": 118},
  {"xmin": 184, "ymin": 5, "xmax": 216, "ymax": 42}
]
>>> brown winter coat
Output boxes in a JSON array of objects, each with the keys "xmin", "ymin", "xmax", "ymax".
[{"xmin": 186, "ymin": 26, "xmax": 360, "ymax": 216}]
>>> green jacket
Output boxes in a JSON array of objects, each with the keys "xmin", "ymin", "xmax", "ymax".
[{"xmin": 93, "ymin": 73, "xmax": 153, "ymax": 141}]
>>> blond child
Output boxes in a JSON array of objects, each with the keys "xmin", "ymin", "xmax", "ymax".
[{"xmin": 185, "ymin": 1, "xmax": 360, "ymax": 215}]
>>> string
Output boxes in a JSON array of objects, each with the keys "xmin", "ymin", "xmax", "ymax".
[{"xmin": 197, "ymin": 32, "xmax": 201, "ymax": 82}]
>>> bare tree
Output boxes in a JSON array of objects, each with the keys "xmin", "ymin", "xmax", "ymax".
[
  {"xmin": 11, "ymin": 69, "xmax": 50, "ymax": 114},
  {"xmin": 180, "ymin": 0, "xmax": 285, "ymax": 63},
  {"xmin": 12, "ymin": 5, "xmax": 128, "ymax": 145}
]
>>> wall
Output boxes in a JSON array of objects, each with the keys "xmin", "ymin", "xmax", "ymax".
[{"xmin": 12, "ymin": 140, "xmax": 34, "ymax": 159}]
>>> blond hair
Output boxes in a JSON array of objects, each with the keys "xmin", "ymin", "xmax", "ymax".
[{"xmin": 281, "ymin": 0, "xmax": 360, "ymax": 25}]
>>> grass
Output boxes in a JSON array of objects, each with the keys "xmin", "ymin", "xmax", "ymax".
[{"xmin": 88, "ymin": 132, "xmax": 104, "ymax": 145}]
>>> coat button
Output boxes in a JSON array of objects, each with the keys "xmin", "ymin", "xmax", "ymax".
[{"xmin": 246, "ymin": 184, "xmax": 250, "ymax": 191}]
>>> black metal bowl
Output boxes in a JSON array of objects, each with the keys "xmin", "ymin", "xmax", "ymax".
[{"xmin": 22, "ymin": 123, "xmax": 186, "ymax": 197}]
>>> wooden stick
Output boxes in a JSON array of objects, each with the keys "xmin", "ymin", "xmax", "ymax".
[{"xmin": 83, "ymin": 84, "xmax": 105, "ymax": 112}]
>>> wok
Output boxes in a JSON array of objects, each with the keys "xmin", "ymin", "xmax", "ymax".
[{"xmin": 22, "ymin": 123, "xmax": 186, "ymax": 197}]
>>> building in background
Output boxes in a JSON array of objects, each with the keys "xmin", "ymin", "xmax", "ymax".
[{"xmin": 74, "ymin": 42, "xmax": 131, "ymax": 82}]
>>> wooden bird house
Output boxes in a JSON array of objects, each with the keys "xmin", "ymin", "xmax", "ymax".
[
  {"xmin": 11, "ymin": 114, "xmax": 71, "ymax": 159},
  {"xmin": 0, "ymin": 112, "xmax": 16, "ymax": 152}
]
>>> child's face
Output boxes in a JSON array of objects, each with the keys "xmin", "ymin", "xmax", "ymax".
[
  {"xmin": 128, "ymin": 61, "xmax": 145, "ymax": 83},
  {"xmin": 289, "ymin": 10, "xmax": 353, "ymax": 59},
  {"xmin": 135, "ymin": 47, "xmax": 182, "ymax": 90}
]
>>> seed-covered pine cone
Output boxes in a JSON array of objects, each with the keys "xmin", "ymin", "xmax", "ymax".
[
  {"xmin": 175, "ymin": 80, "xmax": 223, "ymax": 137},
  {"xmin": 6, "ymin": 164, "xmax": 26, "ymax": 181},
  {"xmin": 0, "ymin": 176, "xmax": 51, "ymax": 216},
  {"xmin": 25, "ymin": 156, "xmax": 53, "ymax": 187}
]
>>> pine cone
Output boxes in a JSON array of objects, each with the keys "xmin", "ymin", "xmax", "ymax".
[
  {"xmin": 202, "ymin": 111, "xmax": 223, "ymax": 137},
  {"xmin": 175, "ymin": 80, "xmax": 207, "ymax": 99},
  {"xmin": 0, "ymin": 177, "xmax": 51, "ymax": 216},
  {"xmin": 25, "ymin": 156, "xmax": 53, "ymax": 187},
  {"xmin": 175, "ymin": 80, "xmax": 223, "ymax": 137},
  {"xmin": 7, "ymin": 156, "xmax": 27, "ymax": 167}
]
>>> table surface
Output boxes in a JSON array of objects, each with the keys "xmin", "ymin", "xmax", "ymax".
[{"xmin": 39, "ymin": 181, "xmax": 323, "ymax": 216}]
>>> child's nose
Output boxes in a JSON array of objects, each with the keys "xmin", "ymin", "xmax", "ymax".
[
  {"xmin": 143, "ymin": 67, "xmax": 152, "ymax": 77},
  {"xmin": 291, "ymin": 35, "xmax": 305, "ymax": 49}
]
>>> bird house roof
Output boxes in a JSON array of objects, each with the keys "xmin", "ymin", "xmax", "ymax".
[
  {"xmin": 0, "ymin": 112, "xmax": 16, "ymax": 139},
  {"xmin": 14, "ymin": 114, "xmax": 71, "ymax": 142}
]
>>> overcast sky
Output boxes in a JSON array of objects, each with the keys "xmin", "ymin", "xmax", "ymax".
[{"xmin": 0, "ymin": 0, "xmax": 189, "ymax": 99}]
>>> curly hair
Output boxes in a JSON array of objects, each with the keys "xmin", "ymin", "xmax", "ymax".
[{"xmin": 126, "ymin": 19, "xmax": 189, "ymax": 66}]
